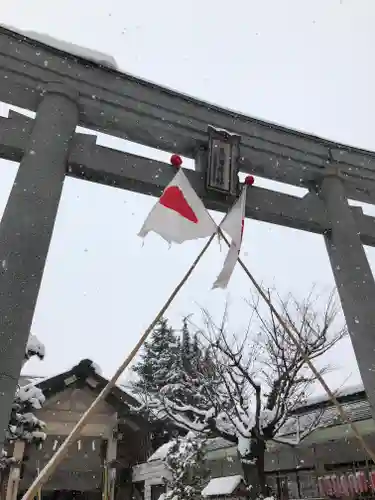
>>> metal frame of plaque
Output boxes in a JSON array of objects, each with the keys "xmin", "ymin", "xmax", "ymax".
[{"xmin": 206, "ymin": 126, "xmax": 241, "ymax": 196}]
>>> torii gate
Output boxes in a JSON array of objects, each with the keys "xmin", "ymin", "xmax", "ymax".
[{"xmin": 0, "ymin": 26, "xmax": 375, "ymax": 448}]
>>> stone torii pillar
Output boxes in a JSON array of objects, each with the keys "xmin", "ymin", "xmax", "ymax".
[
  {"xmin": 0, "ymin": 83, "xmax": 79, "ymax": 449},
  {"xmin": 320, "ymin": 167, "xmax": 375, "ymax": 415}
]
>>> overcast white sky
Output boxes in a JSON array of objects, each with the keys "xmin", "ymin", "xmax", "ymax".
[{"xmin": 1, "ymin": 0, "xmax": 374, "ymax": 393}]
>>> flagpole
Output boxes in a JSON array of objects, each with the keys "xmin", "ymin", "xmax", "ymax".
[
  {"xmin": 21, "ymin": 233, "xmax": 216, "ymax": 500},
  {"xmin": 218, "ymin": 227, "xmax": 375, "ymax": 463}
]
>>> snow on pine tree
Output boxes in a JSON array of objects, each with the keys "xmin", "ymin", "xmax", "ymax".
[
  {"xmin": 191, "ymin": 333, "xmax": 201, "ymax": 371},
  {"xmin": 177, "ymin": 320, "xmax": 220, "ymax": 411},
  {"xmin": 181, "ymin": 318, "xmax": 192, "ymax": 373},
  {"xmin": 132, "ymin": 317, "xmax": 217, "ymax": 412},
  {"xmin": 177, "ymin": 318, "xmax": 199, "ymax": 407},
  {"xmin": 132, "ymin": 318, "xmax": 182, "ymax": 400},
  {"xmin": 0, "ymin": 335, "xmax": 46, "ymax": 470},
  {"xmin": 163, "ymin": 432, "xmax": 210, "ymax": 500}
]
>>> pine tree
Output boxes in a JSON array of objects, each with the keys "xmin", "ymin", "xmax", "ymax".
[
  {"xmin": 132, "ymin": 318, "xmax": 181, "ymax": 398},
  {"xmin": 181, "ymin": 318, "xmax": 192, "ymax": 373},
  {"xmin": 191, "ymin": 333, "xmax": 201, "ymax": 372},
  {"xmin": 132, "ymin": 317, "xmax": 217, "ymax": 412},
  {"xmin": 163, "ymin": 433, "xmax": 210, "ymax": 500},
  {"xmin": 178, "ymin": 323, "xmax": 219, "ymax": 411},
  {"xmin": 200, "ymin": 347, "xmax": 217, "ymax": 380}
]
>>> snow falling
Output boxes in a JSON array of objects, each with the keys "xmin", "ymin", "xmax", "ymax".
[{"xmin": 0, "ymin": 7, "xmax": 374, "ymax": 500}]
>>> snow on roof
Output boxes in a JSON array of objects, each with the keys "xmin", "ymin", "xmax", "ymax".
[
  {"xmin": 148, "ymin": 441, "xmax": 175, "ymax": 462},
  {"xmin": 158, "ymin": 495, "xmax": 177, "ymax": 500},
  {"xmin": 148, "ymin": 437, "xmax": 233, "ymax": 463},
  {"xmin": 19, "ymin": 371, "xmax": 138, "ymax": 403},
  {"xmin": 205, "ymin": 437, "xmax": 233, "ymax": 452},
  {"xmin": 19, "ymin": 375, "xmax": 47, "ymax": 387},
  {"xmin": 0, "ymin": 24, "xmax": 118, "ymax": 69},
  {"xmin": 208, "ymin": 126, "xmax": 239, "ymax": 138},
  {"xmin": 276, "ymin": 396, "xmax": 372, "ymax": 442},
  {"xmin": 118, "ymin": 383, "xmax": 142, "ymax": 403},
  {"xmin": 202, "ymin": 476, "xmax": 243, "ymax": 497},
  {"xmin": 295, "ymin": 383, "xmax": 365, "ymax": 410}
]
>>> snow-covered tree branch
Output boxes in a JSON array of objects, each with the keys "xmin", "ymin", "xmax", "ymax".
[{"xmin": 141, "ymin": 290, "xmax": 346, "ymax": 498}]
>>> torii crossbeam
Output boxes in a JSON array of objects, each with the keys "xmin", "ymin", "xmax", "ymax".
[{"xmin": 0, "ymin": 26, "xmax": 375, "ymax": 447}]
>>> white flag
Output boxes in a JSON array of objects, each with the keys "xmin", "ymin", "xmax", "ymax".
[
  {"xmin": 213, "ymin": 184, "xmax": 248, "ymax": 289},
  {"xmin": 138, "ymin": 169, "xmax": 216, "ymax": 244}
]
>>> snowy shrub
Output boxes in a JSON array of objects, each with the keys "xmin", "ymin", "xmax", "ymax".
[
  {"xmin": 163, "ymin": 432, "xmax": 210, "ymax": 500},
  {"xmin": 0, "ymin": 335, "xmax": 47, "ymax": 470}
]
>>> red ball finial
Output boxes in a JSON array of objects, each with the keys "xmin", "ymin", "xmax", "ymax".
[
  {"xmin": 244, "ymin": 175, "xmax": 255, "ymax": 186},
  {"xmin": 170, "ymin": 154, "xmax": 183, "ymax": 168}
]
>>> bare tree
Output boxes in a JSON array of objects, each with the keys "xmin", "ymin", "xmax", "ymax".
[{"xmin": 150, "ymin": 290, "xmax": 346, "ymax": 498}]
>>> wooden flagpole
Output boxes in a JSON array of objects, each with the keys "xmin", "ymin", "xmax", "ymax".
[
  {"xmin": 21, "ymin": 233, "xmax": 216, "ymax": 500},
  {"xmin": 35, "ymin": 467, "xmax": 41, "ymax": 500},
  {"xmin": 218, "ymin": 229, "xmax": 375, "ymax": 463}
]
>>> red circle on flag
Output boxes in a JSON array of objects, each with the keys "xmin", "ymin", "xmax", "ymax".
[{"xmin": 160, "ymin": 186, "xmax": 198, "ymax": 223}]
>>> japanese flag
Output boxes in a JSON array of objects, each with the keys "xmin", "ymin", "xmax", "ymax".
[
  {"xmin": 138, "ymin": 168, "xmax": 216, "ymax": 244},
  {"xmin": 213, "ymin": 184, "xmax": 248, "ymax": 289}
]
